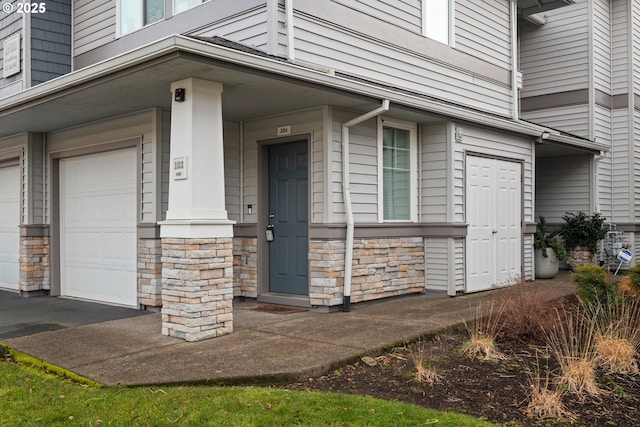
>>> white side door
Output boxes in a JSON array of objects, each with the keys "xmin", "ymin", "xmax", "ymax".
[
  {"xmin": 0, "ymin": 165, "xmax": 20, "ymax": 290},
  {"xmin": 60, "ymin": 149, "xmax": 137, "ymax": 307},
  {"xmin": 466, "ymin": 155, "xmax": 521, "ymax": 292}
]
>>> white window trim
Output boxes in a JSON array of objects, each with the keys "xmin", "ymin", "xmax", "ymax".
[
  {"xmin": 421, "ymin": 0, "xmax": 455, "ymax": 46},
  {"xmin": 377, "ymin": 117, "xmax": 418, "ymax": 223},
  {"xmin": 173, "ymin": 0, "xmax": 207, "ymax": 15},
  {"xmin": 116, "ymin": 0, "xmax": 165, "ymax": 38}
]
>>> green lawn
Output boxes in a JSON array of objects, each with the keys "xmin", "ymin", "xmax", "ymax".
[{"xmin": 0, "ymin": 360, "xmax": 498, "ymax": 426}]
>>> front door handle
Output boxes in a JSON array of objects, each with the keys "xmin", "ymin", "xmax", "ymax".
[{"xmin": 266, "ymin": 224, "xmax": 274, "ymax": 242}]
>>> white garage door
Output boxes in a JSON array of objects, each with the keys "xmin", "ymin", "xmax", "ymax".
[
  {"xmin": 466, "ymin": 155, "xmax": 522, "ymax": 292},
  {"xmin": 60, "ymin": 149, "xmax": 137, "ymax": 307},
  {"xmin": 0, "ymin": 164, "xmax": 20, "ymax": 290}
]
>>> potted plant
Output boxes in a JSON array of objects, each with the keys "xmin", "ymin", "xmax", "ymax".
[
  {"xmin": 559, "ymin": 211, "xmax": 607, "ymax": 270},
  {"xmin": 534, "ymin": 216, "xmax": 567, "ymax": 279}
]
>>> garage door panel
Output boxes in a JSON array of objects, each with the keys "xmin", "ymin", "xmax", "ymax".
[
  {"xmin": 0, "ymin": 165, "xmax": 20, "ymax": 290},
  {"xmin": 60, "ymin": 149, "xmax": 137, "ymax": 307}
]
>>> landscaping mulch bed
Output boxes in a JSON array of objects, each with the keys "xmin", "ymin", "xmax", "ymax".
[{"xmin": 281, "ymin": 295, "xmax": 640, "ymax": 426}]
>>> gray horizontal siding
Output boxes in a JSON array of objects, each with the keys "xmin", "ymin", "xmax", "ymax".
[
  {"xmin": 73, "ymin": 0, "xmax": 265, "ymax": 68},
  {"xmin": 424, "ymin": 237, "xmax": 449, "ymax": 292},
  {"xmin": 421, "ymin": 123, "xmax": 448, "ymax": 222},
  {"xmin": 610, "ymin": 109, "xmax": 631, "ymax": 222},
  {"xmin": 73, "ymin": 0, "xmax": 115, "ymax": 57},
  {"xmin": 455, "ymin": 0, "xmax": 511, "ymax": 68},
  {"xmin": 190, "ymin": 6, "xmax": 269, "ymax": 51},
  {"xmin": 425, "ymin": 237, "xmax": 464, "ymax": 294},
  {"xmin": 30, "ymin": 0, "xmax": 71, "ymax": 85},
  {"xmin": 521, "ymin": 105, "xmax": 590, "ymax": 138},
  {"xmin": 224, "ymin": 120, "xmax": 241, "ymax": 222},
  {"xmin": 161, "ymin": 110, "xmax": 170, "ymax": 221},
  {"xmin": 611, "ymin": 0, "xmax": 629, "ymax": 95},
  {"xmin": 27, "ymin": 134, "xmax": 45, "ymax": 224},
  {"xmin": 634, "ymin": 1, "xmax": 640, "ymax": 95},
  {"xmin": 595, "ymin": 105, "xmax": 612, "ymax": 219},
  {"xmin": 519, "ymin": 0, "xmax": 589, "ymax": 98},
  {"xmin": 593, "ymin": 0, "xmax": 611, "ymax": 94},
  {"xmin": 332, "ymin": 0, "xmax": 421, "ymax": 34},
  {"xmin": 635, "ymin": 110, "xmax": 640, "ymax": 222},
  {"xmin": 293, "ymin": 0, "xmax": 513, "ymax": 118},
  {"xmin": 535, "ymin": 154, "xmax": 592, "ymax": 223}
]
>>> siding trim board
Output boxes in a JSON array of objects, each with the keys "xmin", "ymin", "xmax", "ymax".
[
  {"xmin": 20, "ymin": 224, "xmax": 49, "ymax": 237},
  {"xmin": 522, "ymin": 90, "xmax": 640, "ymax": 112},
  {"xmin": 234, "ymin": 223, "xmax": 469, "ymax": 240}
]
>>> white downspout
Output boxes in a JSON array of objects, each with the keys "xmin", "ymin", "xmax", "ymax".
[
  {"xmin": 510, "ymin": 0, "xmax": 519, "ymax": 120},
  {"xmin": 341, "ymin": 99, "xmax": 390, "ymax": 312},
  {"xmin": 285, "ymin": 0, "xmax": 295, "ymax": 62}
]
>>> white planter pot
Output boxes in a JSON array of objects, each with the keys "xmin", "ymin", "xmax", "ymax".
[{"xmin": 535, "ymin": 247, "xmax": 560, "ymax": 279}]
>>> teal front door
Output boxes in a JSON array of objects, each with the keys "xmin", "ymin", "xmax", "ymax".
[{"xmin": 268, "ymin": 141, "xmax": 309, "ymax": 295}]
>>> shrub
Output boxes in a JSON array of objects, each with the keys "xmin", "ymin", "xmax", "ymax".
[
  {"xmin": 584, "ymin": 297, "xmax": 640, "ymax": 375},
  {"xmin": 545, "ymin": 306, "xmax": 601, "ymax": 398},
  {"xmin": 525, "ymin": 354, "xmax": 573, "ymax": 421},
  {"xmin": 560, "ymin": 211, "xmax": 607, "ymax": 253},
  {"xmin": 571, "ymin": 264, "xmax": 617, "ymax": 306},
  {"xmin": 496, "ymin": 280, "xmax": 561, "ymax": 343},
  {"xmin": 461, "ymin": 302, "xmax": 506, "ymax": 361},
  {"xmin": 619, "ymin": 263, "xmax": 640, "ymax": 298},
  {"xmin": 408, "ymin": 339, "xmax": 441, "ymax": 385}
]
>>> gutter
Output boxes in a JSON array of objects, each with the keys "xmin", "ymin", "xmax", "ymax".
[{"xmin": 341, "ymin": 99, "xmax": 389, "ymax": 312}]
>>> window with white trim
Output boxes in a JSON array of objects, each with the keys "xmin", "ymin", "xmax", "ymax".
[
  {"xmin": 422, "ymin": 0, "xmax": 450, "ymax": 44},
  {"xmin": 174, "ymin": 0, "xmax": 205, "ymax": 14},
  {"xmin": 379, "ymin": 119, "xmax": 417, "ymax": 222},
  {"xmin": 119, "ymin": 0, "xmax": 164, "ymax": 36}
]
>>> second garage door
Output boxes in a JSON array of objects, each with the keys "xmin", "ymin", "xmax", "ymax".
[
  {"xmin": 0, "ymin": 164, "xmax": 20, "ymax": 290},
  {"xmin": 60, "ymin": 149, "xmax": 137, "ymax": 307}
]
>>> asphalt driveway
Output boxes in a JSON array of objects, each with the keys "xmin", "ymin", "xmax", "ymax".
[{"xmin": 0, "ymin": 290, "xmax": 150, "ymax": 340}]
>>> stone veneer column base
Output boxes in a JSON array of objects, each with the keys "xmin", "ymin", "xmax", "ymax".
[
  {"xmin": 161, "ymin": 237, "xmax": 233, "ymax": 342},
  {"xmin": 19, "ymin": 236, "xmax": 50, "ymax": 294},
  {"xmin": 138, "ymin": 238, "xmax": 162, "ymax": 308}
]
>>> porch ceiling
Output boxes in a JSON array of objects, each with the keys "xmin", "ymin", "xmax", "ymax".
[
  {"xmin": 517, "ymin": 0, "xmax": 575, "ymax": 16},
  {"xmin": 0, "ymin": 52, "xmax": 388, "ymax": 139}
]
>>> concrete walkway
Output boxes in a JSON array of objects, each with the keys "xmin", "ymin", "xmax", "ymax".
[{"xmin": 1, "ymin": 273, "xmax": 576, "ymax": 386}]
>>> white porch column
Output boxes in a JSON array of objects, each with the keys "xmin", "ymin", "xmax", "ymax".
[{"xmin": 160, "ymin": 78, "xmax": 235, "ymax": 342}]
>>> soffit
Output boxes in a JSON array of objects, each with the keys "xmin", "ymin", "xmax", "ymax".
[
  {"xmin": 0, "ymin": 53, "xmax": 385, "ymax": 139},
  {"xmin": 517, "ymin": 0, "xmax": 575, "ymax": 16}
]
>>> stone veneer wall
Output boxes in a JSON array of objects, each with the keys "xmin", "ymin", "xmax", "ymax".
[
  {"xmin": 309, "ymin": 237, "xmax": 426, "ymax": 306},
  {"xmin": 232, "ymin": 237, "xmax": 257, "ymax": 298},
  {"xmin": 161, "ymin": 238, "xmax": 234, "ymax": 342},
  {"xmin": 138, "ymin": 238, "xmax": 162, "ymax": 308},
  {"xmin": 19, "ymin": 236, "xmax": 50, "ymax": 293},
  {"xmin": 309, "ymin": 240, "xmax": 346, "ymax": 306}
]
